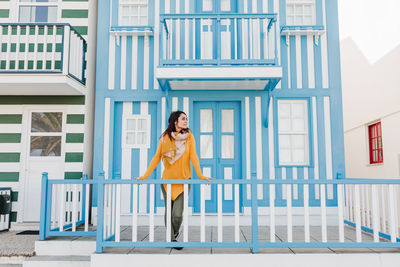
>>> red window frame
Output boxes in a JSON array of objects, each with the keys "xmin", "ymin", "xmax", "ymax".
[{"xmin": 368, "ymin": 122, "xmax": 383, "ymax": 164}]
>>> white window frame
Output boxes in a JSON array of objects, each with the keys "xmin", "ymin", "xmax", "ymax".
[
  {"xmin": 277, "ymin": 99, "xmax": 310, "ymax": 166},
  {"xmin": 118, "ymin": 0, "xmax": 148, "ymax": 26},
  {"xmin": 122, "ymin": 115, "xmax": 151, "ymax": 149},
  {"xmin": 286, "ymin": 0, "xmax": 316, "ymax": 26},
  {"xmin": 17, "ymin": 0, "xmax": 60, "ymax": 23}
]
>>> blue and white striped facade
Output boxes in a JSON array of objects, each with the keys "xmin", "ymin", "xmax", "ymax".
[{"xmin": 93, "ymin": 0, "xmax": 345, "ymax": 214}]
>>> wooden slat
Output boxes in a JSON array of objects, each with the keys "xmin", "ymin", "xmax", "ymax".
[
  {"xmin": 337, "ymin": 184, "xmax": 344, "ymax": 242},
  {"xmin": 361, "ymin": 184, "xmax": 366, "ymax": 226},
  {"xmin": 365, "ymin": 185, "xmax": 371, "ymax": 228},
  {"xmin": 115, "ymin": 184, "xmax": 121, "ymax": 242},
  {"xmin": 381, "ymin": 185, "xmax": 387, "ymax": 233},
  {"xmin": 286, "ymin": 184, "xmax": 292, "ymax": 242},
  {"xmin": 320, "ymin": 184, "xmax": 327, "ymax": 242},
  {"xmin": 132, "ymin": 184, "xmax": 138, "ymax": 242},
  {"xmin": 58, "ymin": 184, "xmax": 65, "ymax": 232},
  {"xmin": 269, "ymin": 184, "xmax": 275, "ymax": 242},
  {"xmin": 111, "ymin": 184, "xmax": 116, "ymax": 236},
  {"xmin": 51, "ymin": 25, "xmax": 56, "ymax": 70},
  {"xmin": 85, "ymin": 184, "xmax": 90, "ymax": 232},
  {"xmin": 354, "ymin": 184, "xmax": 362, "ymax": 242},
  {"xmin": 183, "ymin": 184, "xmax": 189, "ymax": 242},
  {"xmin": 388, "ymin": 184, "xmax": 397, "ymax": 242},
  {"xmin": 371, "ymin": 185, "xmax": 380, "ymax": 242},
  {"xmin": 217, "ymin": 184, "xmax": 223, "ymax": 243},
  {"xmin": 200, "ymin": 184, "xmax": 205, "ymax": 242},
  {"xmin": 234, "ymin": 184, "xmax": 240, "ymax": 242},
  {"xmin": 51, "ymin": 184, "xmax": 56, "ymax": 229},
  {"xmin": 149, "ymin": 184, "xmax": 155, "ymax": 242},
  {"xmin": 304, "ymin": 184, "xmax": 310, "ymax": 242},
  {"xmin": 72, "ymin": 184, "xmax": 78, "ymax": 232},
  {"xmin": 166, "ymin": 184, "xmax": 172, "ymax": 242}
]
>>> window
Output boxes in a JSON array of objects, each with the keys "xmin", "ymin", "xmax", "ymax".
[
  {"xmin": 122, "ymin": 115, "xmax": 151, "ymax": 149},
  {"xmin": 368, "ymin": 122, "xmax": 383, "ymax": 164},
  {"xmin": 18, "ymin": 0, "xmax": 58, "ymax": 23},
  {"xmin": 278, "ymin": 100, "xmax": 309, "ymax": 165},
  {"xmin": 119, "ymin": 0, "xmax": 148, "ymax": 26},
  {"xmin": 30, "ymin": 112, "xmax": 62, "ymax": 157},
  {"xmin": 286, "ymin": 0, "xmax": 316, "ymax": 26}
]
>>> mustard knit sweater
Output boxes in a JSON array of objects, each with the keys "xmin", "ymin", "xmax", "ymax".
[{"xmin": 140, "ymin": 132, "xmax": 206, "ymax": 200}]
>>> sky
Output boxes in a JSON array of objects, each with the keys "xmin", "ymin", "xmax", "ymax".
[{"xmin": 337, "ymin": 0, "xmax": 400, "ymax": 64}]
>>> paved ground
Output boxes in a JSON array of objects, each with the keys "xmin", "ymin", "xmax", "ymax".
[{"xmin": 0, "ymin": 231, "xmax": 38, "ymax": 257}]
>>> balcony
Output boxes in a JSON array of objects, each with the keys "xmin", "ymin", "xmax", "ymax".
[
  {"xmin": 157, "ymin": 13, "xmax": 282, "ymax": 91},
  {"xmin": 0, "ymin": 23, "xmax": 86, "ymax": 95}
]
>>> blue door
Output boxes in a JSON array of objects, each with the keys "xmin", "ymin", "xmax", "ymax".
[{"xmin": 192, "ymin": 101, "xmax": 242, "ymax": 213}]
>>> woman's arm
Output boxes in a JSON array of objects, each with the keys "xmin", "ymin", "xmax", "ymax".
[
  {"xmin": 189, "ymin": 135, "xmax": 211, "ymax": 180},
  {"xmin": 136, "ymin": 139, "xmax": 162, "ymax": 180}
]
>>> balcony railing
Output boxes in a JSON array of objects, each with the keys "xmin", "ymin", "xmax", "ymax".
[
  {"xmin": 39, "ymin": 172, "xmax": 400, "ymax": 253},
  {"xmin": 0, "ymin": 23, "xmax": 86, "ymax": 85},
  {"xmin": 159, "ymin": 13, "xmax": 278, "ymax": 66}
]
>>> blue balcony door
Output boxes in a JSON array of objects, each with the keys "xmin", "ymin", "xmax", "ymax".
[{"xmin": 192, "ymin": 101, "xmax": 242, "ymax": 213}]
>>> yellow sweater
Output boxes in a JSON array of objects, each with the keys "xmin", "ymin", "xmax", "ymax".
[{"xmin": 140, "ymin": 132, "xmax": 206, "ymax": 200}]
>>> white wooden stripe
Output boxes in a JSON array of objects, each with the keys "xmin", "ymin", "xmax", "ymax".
[
  {"xmin": 361, "ymin": 185, "xmax": 366, "ymax": 226},
  {"xmin": 183, "ymin": 184, "xmax": 189, "ymax": 242},
  {"xmin": 58, "ymin": 185, "xmax": 65, "ymax": 232},
  {"xmin": 323, "ymin": 97, "xmax": 333, "ymax": 200},
  {"xmin": 176, "ymin": 19, "xmax": 180, "ymax": 60},
  {"xmin": 388, "ymin": 185, "xmax": 397, "ymax": 242},
  {"xmin": 0, "ymin": 163, "xmax": 20, "ymax": 172},
  {"xmin": 337, "ymin": 184, "xmax": 344, "ymax": 242},
  {"xmin": 192, "ymin": 19, "xmax": 195, "ymax": 60},
  {"xmin": 371, "ymin": 185, "xmax": 380, "ymax": 242},
  {"xmin": 184, "ymin": 19, "xmax": 189, "ymax": 60},
  {"xmin": 131, "ymin": 36, "xmax": 138, "ymax": 89},
  {"xmin": 120, "ymin": 36, "xmax": 127, "ymax": 90},
  {"xmin": 108, "ymin": 35, "xmax": 115, "ymax": 89},
  {"xmin": 51, "ymin": 184, "xmax": 56, "ymax": 229},
  {"xmin": 234, "ymin": 184, "xmax": 240, "ymax": 242},
  {"xmin": 200, "ymin": 184, "xmax": 205, "ymax": 242},
  {"xmin": 320, "ymin": 184, "xmax": 327, "ymax": 242},
  {"xmin": 85, "ymin": 184, "xmax": 89, "ymax": 232},
  {"xmin": 103, "ymin": 98, "xmax": 111, "ymax": 179},
  {"xmin": 255, "ymin": 97, "xmax": 263, "ymax": 183},
  {"xmin": 183, "ymin": 97, "xmax": 189, "ymax": 127},
  {"xmin": 166, "ymin": 184, "xmax": 172, "ymax": 242},
  {"xmin": 349, "ymin": 185, "xmax": 354, "ymax": 222},
  {"xmin": 132, "ymin": 184, "xmax": 138, "ymax": 242},
  {"xmin": 65, "ymin": 124, "xmax": 85, "ymax": 133},
  {"xmin": 304, "ymin": 183, "xmax": 310, "ymax": 242},
  {"xmin": 269, "ymin": 184, "xmax": 275, "ymax": 242},
  {"xmin": 149, "ymin": 184, "xmax": 155, "ymax": 242},
  {"xmin": 355, "ymin": 185, "xmax": 362, "ymax": 242},
  {"xmin": 115, "ymin": 184, "xmax": 121, "ymax": 242},
  {"xmin": 107, "ymin": 185, "xmax": 112, "ymax": 237},
  {"xmin": 65, "ymin": 143, "xmax": 84, "ymax": 153},
  {"xmin": 111, "ymin": 184, "xmax": 116, "ymax": 236},
  {"xmin": 172, "ymin": 97, "xmax": 178, "ymax": 111},
  {"xmin": 268, "ymin": 97, "xmax": 275, "ymax": 181},
  {"xmin": 122, "ymin": 102, "xmax": 132, "ymax": 213},
  {"xmin": 295, "ymin": 35, "xmax": 302, "ymax": 88},
  {"xmin": 282, "ymin": 167, "xmax": 287, "ymax": 199},
  {"xmin": 245, "ymin": 97, "xmax": 251, "ymax": 199},
  {"xmin": 72, "ymin": 184, "xmax": 77, "ymax": 232},
  {"xmin": 287, "ymin": 36, "xmax": 291, "ymax": 89},
  {"xmin": 366, "ymin": 186, "xmax": 372, "ymax": 228},
  {"xmin": 321, "ymin": 0, "xmax": 329, "ymax": 88},
  {"xmin": 154, "ymin": 0, "xmax": 160, "ymax": 89},
  {"xmin": 217, "ymin": 184, "xmax": 223, "ymax": 242},
  {"xmin": 139, "ymin": 102, "xmax": 148, "ymax": 213},
  {"xmin": 381, "ymin": 185, "xmax": 387, "ymax": 233},
  {"xmin": 307, "ymin": 36, "xmax": 315, "ymax": 88},
  {"xmin": 143, "ymin": 36, "xmax": 149, "ymax": 89},
  {"xmin": 286, "ymin": 184, "xmax": 292, "ymax": 242}
]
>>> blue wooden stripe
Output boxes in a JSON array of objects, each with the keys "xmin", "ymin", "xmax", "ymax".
[
  {"xmin": 137, "ymin": 37, "xmax": 144, "ymax": 90},
  {"xmin": 313, "ymin": 38, "xmax": 323, "ymax": 88},
  {"xmin": 126, "ymin": 36, "xmax": 133, "ymax": 90},
  {"xmin": 112, "ymin": 102, "xmax": 123, "ymax": 177}
]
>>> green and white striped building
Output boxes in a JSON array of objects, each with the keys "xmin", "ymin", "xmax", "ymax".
[{"xmin": 0, "ymin": 0, "xmax": 96, "ymax": 227}]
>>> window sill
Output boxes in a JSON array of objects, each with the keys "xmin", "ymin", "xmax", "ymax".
[
  {"xmin": 110, "ymin": 26, "xmax": 154, "ymax": 44},
  {"xmin": 280, "ymin": 25, "xmax": 325, "ymax": 45},
  {"xmin": 367, "ymin": 162, "xmax": 384, "ymax": 167}
]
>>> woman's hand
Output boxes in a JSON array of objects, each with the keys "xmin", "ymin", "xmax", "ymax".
[
  {"xmin": 135, "ymin": 176, "xmax": 147, "ymax": 181},
  {"xmin": 199, "ymin": 176, "xmax": 213, "ymax": 181}
]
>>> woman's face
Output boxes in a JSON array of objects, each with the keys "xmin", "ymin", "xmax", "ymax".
[{"xmin": 175, "ymin": 113, "xmax": 188, "ymax": 130}]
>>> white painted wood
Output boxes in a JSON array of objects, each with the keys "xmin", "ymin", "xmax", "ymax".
[
  {"xmin": 121, "ymin": 102, "xmax": 132, "ymax": 213},
  {"xmin": 321, "ymin": 0, "xmax": 329, "ymax": 89},
  {"xmin": 166, "ymin": 184, "xmax": 172, "ymax": 242},
  {"xmin": 115, "ymin": 184, "xmax": 121, "ymax": 242},
  {"xmin": 143, "ymin": 35, "xmax": 149, "ymax": 89},
  {"xmin": 292, "ymin": 168, "xmax": 298, "ymax": 200},
  {"xmin": 361, "ymin": 185, "xmax": 366, "ymax": 226},
  {"xmin": 149, "ymin": 184, "xmax": 155, "ymax": 242},
  {"xmin": 255, "ymin": 96, "xmax": 263, "ymax": 199},
  {"xmin": 58, "ymin": 184, "xmax": 65, "ymax": 232},
  {"xmin": 85, "ymin": 184, "xmax": 89, "ymax": 232},
  {"xmin": 349, "ymin": 185, "xmax": 354, "ymax": 222},
  {"xmin": 337, "ymin": 184, "xmax": 345, "ymax": 242},
  {"xmin": 132, "ymin": 184, "xmax": 138, "ymax": 242},
  {"xmin": 323, "ymin": 97, "xmax": 333, "ymax": 199},
  {"xmin": 245, "ymin": 97, "xmax": 251, "ymax": 200},
  {"xmin": 234, "ymin": 184, "xmax": 239, "ymax": 242},
  {"xmin": 112, "ymin": 184, "xmax": 116, "ymax": 236},
  {"xmin": 269, "ymin": 183, "xmax": 275, "ymax": 242},
  {"xmin": 200, "ymin": 184, "xmax": 205, "ymax": 242},
  {"xmin": 312, "ymin": 98, "xmax": 319, "ymax": 200},
  {"xmin": 320, "ymin": 184, "xmax": 327, "ymax": 242},
  {"xmin": 366, "ymin": 185, "xmax": 371, "ymax": 228},
  {"xmin": 355, "ymin": 184, "xmax": 362, "ymax": 242},
  {"xmin": 103, "ymin": 184, "xmax": 108, "ymax": 239},
  {"xmin": 107, "ymin": 184, "xmax": 112, "ymax": 237},
  {"xmin": 381, "ymin": 184, "xmax": 387, "ymax": 233},
  {"xmin": 268, "ymin": 97, "xmax": 275, "ymax": 182},
  {"xmin": 217, "ymin": 184, "xmax": 223, "ymax": 242},
  {"xmin": 154, "ymin": 0, "xmax": 160, "ymax": 89},
  {"xmin": 183, "ymin": 184, "xmax": 189, "ymax": 242},
  {"xmin": 287, "ymin": 36, "xmax": 291, "ymax": 88},
  {"xmin": 72, "ymin": 184, "xmax": 77, "ymax": 232},
  {"xmin": 185, "ymin": 19, "xmax": 189, "ymax": 60},
  {"xmin": 295, "ymin": 35, "xmax": 302, "ymax": 88},
  {"xmin": 344, "ymin": 184, "xmax": 349, "ymax": 220},
  {"xmin": 172, "ymin": 97, "xmax": 178, "ymax": 111},
  {"xmin": 103, "ymin": 98, "xmax": 111, "ymax": 179},
  {"xmin": 192, "ymin": 19, "xmax": 195, "ymax": 60},
  {"xmin": 139, "ymin": 102, "xmax": 148, "ymax": 213},
  {"xmin": 175, "ymin": 19, "xmax": 180, "ymax": 60},
  {"xmin": 51, "ymin": 26, "xmax": 57, "ymax": 70},
  {"xmin": 371, "ymin": 185, "xmax": 380, "ymax": 242},
  {"xmin": 304, "ymin": 183, "xmax": 310, "ymax": 242},
  {"xmin": 108, "ymin": 34, "xmax": 115, "ymax": 89},
  {"xmin": 286, "ymin": 184, "xmax": 292, "ymax": 242},
  {"xmin": 388, "ymin": 184, "xmax": 397, "ymax": 242},
  {"xmin": 120, "ymin": 36, "xmax": 127, "ymax": 90},
  {"xmin": 307, "ymin": 35, "xmax": 315, "ymax": 88},
  {"xmin": 131, "ymin": 36, "xmax": 138, "ymax": 89},
  {"xmin": 51, "ymin": 184, "xmax": 56, "ymax": 229},
  {"xmin": 183, "ymin": 97, "xmax": 189, "ymax": 127}
]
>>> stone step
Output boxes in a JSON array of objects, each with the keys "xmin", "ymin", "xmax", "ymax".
[
  {"xmin": 35, "ymin": 240, "xmax": 96, "ymax": 256},
  {"xmin": 23, "ymin": 256, "xmax": 90, "ymax": 267}
]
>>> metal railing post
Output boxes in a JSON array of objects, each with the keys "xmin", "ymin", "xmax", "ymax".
[{"xmin": 39, "ymin": 172, "xmax": 49, "ymax": 241}]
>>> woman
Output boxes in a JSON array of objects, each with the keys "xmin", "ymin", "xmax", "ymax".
[{"xmin": 136, "ymin": 111, "xmax": 212, "ymax": 246}]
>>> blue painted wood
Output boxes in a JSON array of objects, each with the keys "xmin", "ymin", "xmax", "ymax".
[{"xmin": 39, "ymin": 172, "xmax": 48, "ymax": 241}]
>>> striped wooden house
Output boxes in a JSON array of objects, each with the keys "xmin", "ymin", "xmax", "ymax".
[{"xmin": 0, "ymin": 0, "xmax": 96, "ymax": 227}]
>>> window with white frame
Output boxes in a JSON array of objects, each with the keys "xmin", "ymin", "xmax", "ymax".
[
  {"xmin": 286, "ymin": 0, "xmax": 316, "ymax": 26},
  {"xmin": 18, "ymin": 0, "xmax": 58, "ymax": 23},
  {"xmin": 122, "ymin": 115, "xmax": 151, "ymax": 149},
  {"xmin": 119, "ymin": 0, "xmax": 148, "ymax": 26},
  {"xmin": 278, "ymin": 100, "xmax": 309, "ymax": 165}
]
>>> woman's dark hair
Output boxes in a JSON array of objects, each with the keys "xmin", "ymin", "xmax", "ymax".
[{"xmin": 161, "ymin": 111, "xmax": 189, "ymax": 140}]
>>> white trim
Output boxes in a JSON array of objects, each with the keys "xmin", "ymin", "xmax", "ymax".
[
  {"xmin": 295, "ymin": 35, "xmax": 302, "ymax": 88},
  {"xmin": 245, "ymin": 97, "xmax": 251, "ymax": 199},
  {"xmin": 103, "ymin": 98, "xmax": 111, "ymax": 179},
  {"xmin": 139, "ymin": 102, "xmax": 148, "ymax": 213},
  {"xmin": 172, "ymin": 97, "xmax": 178, "ymax": 111},
  {"xmin": 108, "ymin": 35, "xmax": 116, "ymax": 90},
  {"xmin": 120, "ymin": 36, "xmax": 127, "ymax": 90},
  {"xmin": 131, "ymin": 36, "xmax": 138, "ymax": 89},
  {"xmin": 307, "ymin": 35, "xmax": 315, "ymax": 88},
  {"xmin": 143, "ymin": 35, "xmax": 149, "ymax": 89},
  {"xmin": 268, "ymin": 97, "xmax": 275, "ymax": 180}
]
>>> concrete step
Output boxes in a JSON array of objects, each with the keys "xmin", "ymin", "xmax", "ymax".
[
  {"xmin": 35, "ymin": 240, "xmax": 96, "ymax": 256},
  {"xmin": 23, "ymin": 256, "xmax": 90, "ymax": 267}
]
